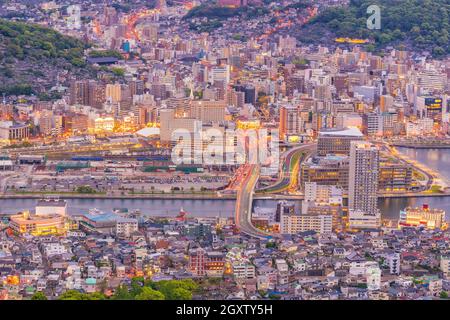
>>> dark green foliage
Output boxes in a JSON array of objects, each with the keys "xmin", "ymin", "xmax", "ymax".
[
  {"xmin": 89, "ymin": 50, "xmax": 123, "ymax": 60},
  {"xmin": 31, "ymin": 292, "xmax": 47, "ymax": 300},
  {"xmin": 0, "ymin": 18, "xmax": 87, "ymax": 63},
  {"xmin": 0, "ymin": 84, "xmax": 34, "ymax": 96},
  {"xmin": 58, "ymin": 290, "xmax": 107, "ymax": 300},
  {"xmin": 109, "ymin": 278, "xmax": 198, "ymax": 301},
  {"xmin": 0, "ymin": 19, "xmax": 93, "ymax": 94},
  {"xmin": 304, "ymin": 0, "xmax": 450, "ymax": 57}
]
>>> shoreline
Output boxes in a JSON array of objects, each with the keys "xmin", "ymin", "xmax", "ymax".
[
  {"xmin": 391, "ymin": 144, "xmax": 450, "ymax": 149},
  {"xmin": 0, "ymin": 192, "xmax": 449, "ymax": 200}
]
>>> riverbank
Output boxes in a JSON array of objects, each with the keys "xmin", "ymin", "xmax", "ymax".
[{"xmin": 1, "ymin": 191, "xmax": 450, "ymax": 200}]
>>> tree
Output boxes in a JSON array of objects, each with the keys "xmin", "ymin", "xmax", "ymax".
[
  {"xmin": 440, "ymin": 291, "xmax": 449, "ymax": 299},
  {"xmin": 111, "ymin": 285, "xmax": 133, "ymax": 300},
  {"xmin": 31, "ymin": 291, "xmax": 47, "ymax": 300},
  {"xmin": 87, "ymin": 292, "xmax": 107, "ymax": 300},
  {"xmin": 58, "ymin": 290, "xmax": 85, "ymax": 300},
  {"xmin": 135, "ymin": 287, "xmax": 165, "ymax": 300},
  {"xmin": 153, "ymin": 280, "xmax": 198, "ymax": 300},
  {"xmin": 171, "ymin": 287, "xmax": 192, "ymax": 300}
]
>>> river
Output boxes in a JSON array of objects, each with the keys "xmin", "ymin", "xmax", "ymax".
[
  {"xmin": 378, "ymin": 148, "xmax": 450, "ymax": 221},
  {"xmin": 0, "ymin": 148, "xmax": 449, "ymax": 220}
]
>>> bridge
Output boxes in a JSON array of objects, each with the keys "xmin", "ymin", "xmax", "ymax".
[
  {"xmin": 235, "ymin": 165, "xmax": 272, "ymax": 239},
  {"xmin": 234, "ymin": 144, "xmax": 316, "ymax": 239},
  {"xmin": 257, "ymin": 143, "xmax": 316, "ymax": 194}
]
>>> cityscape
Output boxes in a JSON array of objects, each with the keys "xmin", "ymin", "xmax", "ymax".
[{"xmin": 0, "ymin": 0, "xmax": 449, "ymax": 302}]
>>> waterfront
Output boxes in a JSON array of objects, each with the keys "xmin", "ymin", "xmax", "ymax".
[
  {"xmin": 0, "ymin": 148, "xmax": 449, "ymax": 220},
  {"xmin": 0, "ymin": 194, "xmax": 449, "ymax": 221}
]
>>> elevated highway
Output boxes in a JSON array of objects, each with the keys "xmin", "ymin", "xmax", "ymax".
[
  {"xmin": 257, "ymin": 143, "xmax": 316, "ymax": 194},
  {"xmin": 235, "ymin": 165, "xmax": 272, "ymax": 239}
]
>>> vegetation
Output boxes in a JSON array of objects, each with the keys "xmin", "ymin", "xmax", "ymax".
[
  {"xmin": 292, "ymin": 57, "xmax": 309, "ymax": 67},
  {"xmin": 89, "ymin": 49, "xmax": 123, "ymax": 60},
  {"xmin": 58, "ymin": 290, "xmax": 107, "ymax": 300},
  {"xmin": 111, "ymin": 67, "xmax": 126, "ymax": 77},
  {"xmin": 31, "ymin": 292, "xmax": 48, "ymax": 300},
  {"xmin": 75, "ymin": 186, "xmax": 98, "ymax": 194},
  {"xmin": 111, "ymin": 278, "xmax": 198, "ymax": 300},
  {"xmin": 302, "ymin": 0, "xmax": 450, "ymax": 57},
  {"xmin": 0, "ymin": 19, "xmax": 93, "ymax": 94},
  {"xmin": 3, "ymin": 141, "xmax": 33, "ymax": 149}
]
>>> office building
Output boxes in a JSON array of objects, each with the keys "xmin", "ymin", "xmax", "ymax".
[
  {"xmin": 348, "ymin": 141, "xmax": 380, "ymax": 229},
  {"xmin": 279, "ymin": 105, "xmax": 299, "ymax": 140},
  {"xmin": 317, "ymin": 127, "xmax": 364, "ymax": 156}
]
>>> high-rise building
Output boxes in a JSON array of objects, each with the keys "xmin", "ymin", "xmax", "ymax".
[
  {"xmin": 159, "ymin": 109, "xmax": 201, "ymax": 143},
  {"xmin": 348, "ymin": 141, "xmax": 381, "ymax": 229},
  {"xmin": 88, "ymin": 81, "xmax": 106, "ymax": 109},
  {"xmin": 130, "ymin": 79, "xmax": 145, "ymax": 97},
  {"xmin": 211, "ymin": 65, "xmax": 230, "ymax": 85},
  {"xmin": 190, "ymin": 100, "xmax": 226, "ymax": 123},
  {"xmin": 69, "ymin": 80, "xmax": 89, "ymax": 106},
  {"xmin": 362, "ymin": 113, "xmax": 383, "ymax": 137},
  {"xmin": 317, "ymin": 127, "xmax": 364, "ymax": 156},
  {"xmin": 279, "ymin": 105, "xmax": 299, "ymax": 140}
]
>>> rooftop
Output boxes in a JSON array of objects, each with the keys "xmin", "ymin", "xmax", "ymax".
[{"xmin": 319, "ymin": 127, "xmax": 363, "ymax": 137}]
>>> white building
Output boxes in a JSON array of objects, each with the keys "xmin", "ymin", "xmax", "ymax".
[
  {"xmin": 349, "ymin": 209, "xmax": 381, "ymax": 230},
  {"xmin": 304, "ymin": 182, "xmax": 343, "ymax": 206},
  {"xmin": 35, "ymin": 199, "xmax": 68, "ymax": 217},
  {"xmin": 232, "ymin": 262, "xmax": 256, "ymax": 280},
  {"xmin": 440, "ymin": 255, "xmax": 450, "ymax": 278},
  {"xmin": 366, "ymin": 266, "xmax": 381, "ymax": 291},
  {"xmin": 116, "ymin": 218, "xmax": 138, "ymax": 238},
  {"xmin": 43, "ymin": 243, "xmax": 68, "ymax": 257},
  {"xmin": 281, "ymin": 212, "xmax": 333, "ymax": 234}
]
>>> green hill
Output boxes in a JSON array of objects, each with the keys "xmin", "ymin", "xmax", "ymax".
[
  {"xmin": 301, "ymin": 0, "xmax": 449, "ymax": 57},
  {"xmin": 0, "ymin": 19, "xmax": 94, "ymax": 95}
]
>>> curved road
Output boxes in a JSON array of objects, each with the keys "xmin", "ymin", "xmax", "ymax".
[
  {"xmin": 235, "ymin": 144, "xmax": 316, "ymax": 239},
  {"xmin": 235, "ymin": 165, "xmax": 272, "ymax": 239},
  {"xmin": 257, "ymin": 143, "xmax": 316, "ymax": 194}
]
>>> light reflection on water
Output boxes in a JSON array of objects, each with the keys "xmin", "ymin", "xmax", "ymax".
[{"xmin": 0, "ymin": 148, "xmax": 449, "ymax": 221}]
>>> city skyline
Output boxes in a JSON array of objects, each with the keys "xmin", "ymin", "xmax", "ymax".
[{"xmin": 0, "ymin": 0, "xmax": 449, "ymax": 303}]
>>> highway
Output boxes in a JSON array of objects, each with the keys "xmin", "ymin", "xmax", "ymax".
[
  {"xmin": 234, "ymin": 144, "xmax": 316, "ymax": 239},
  {"xmin": 235, "ymin": 165, "xmax": 272, "ymax": 239},
  {"xmin": 257, "ymin": 143, "xmax": 316, "ymax": 194}
]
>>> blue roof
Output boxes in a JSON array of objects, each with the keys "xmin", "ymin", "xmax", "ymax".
[
  {"xmin": 83, "ymin": 213, "xmax": 137, "ymax": 223},
  {"xmin": 83, "ymin": 213, "xmax": 118, "ymax": 222}
]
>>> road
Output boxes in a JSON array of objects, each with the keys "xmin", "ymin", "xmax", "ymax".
[
  {"xmin": 257, "ymin": 143, "xmax": 316, "ymax": 194},
  {"xmin": 235, "ymin": 165, "xmax": 271, "ymax": 239},
  {"xmin": 380, "ymin": 142, "xmax": 445, "ymax": 190}
]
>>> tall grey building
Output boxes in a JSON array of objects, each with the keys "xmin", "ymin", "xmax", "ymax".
[{"xmin": 348, "ymin": 141, "xmax": 381, "ymax": 229}]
